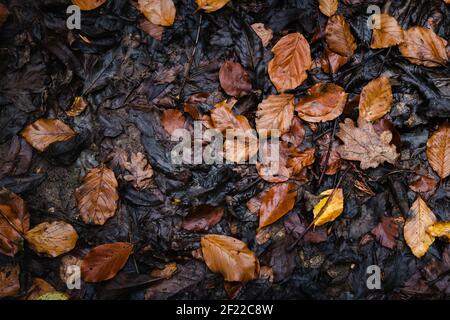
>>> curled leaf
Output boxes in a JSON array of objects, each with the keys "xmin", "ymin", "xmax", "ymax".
[
  {"xmin": 370, "ymin": 14, "xmax": 404, "ymax": 49},
  {"xmin": 325, "ymin": 15, "xmax": 357, "ymax": 57},
  {"xmin": 426, "ymin": 123, "xmax": 450, "ymax": 179},
  {"xmin": 256, "ymin": 94, "xmax": 295, "ymax": 136},
  {"xmin": 259, "ymin": 182, "xmax": 297, "ymax": 229},
  {"xmin": 313, "ymin": 188, "xmax": 344, "ymax": 226},
  {"xmin": 138, "ymin": 0, "xmax": 176, "ymax": 27},
  {"xmin": 66, "ymin": 96, "xmax": 88, "ymax": 117},
  {"xmin": 219, "ymin": 61, "xmax": 252, "ymax": 98},
  {"xmin": 21, "ymin": 119, "xmax": 76, "ymax": 152},
  {"xmin": 358, "ymin": 77, "xmax": 393, "ymax": 122}
]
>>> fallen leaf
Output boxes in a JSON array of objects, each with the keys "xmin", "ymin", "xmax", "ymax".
[
  {"xmin": 59, "ymin": 255, "xmax": 82, "ymax": 285},
  {"xmin": 66, "ymin": 96, "xmax": 88, "ymax": 117},
  {"xmin": 318, "ymin": 133, "xmax": 342, "ymax": 175},
  {"xmin": 139, "ymin": 19, "xmax": 164, "ymax": 41},
  {"xmin": 37, "ymin": 292, "xmax": 70, "ymax": 300},
  {"xmin": 25, "ymin": 221, "xmax": 78, "ymax": 258},
  {"xmin": 26, "ymin": 278, "xmax": 55, "ymax": 300},
  {"xmin": 371, "ymin": 216, "xmax": 400, "ymax": 249},
  {"xmin": 409, "ymin": 175, "xmax": 437, "ymax": 197},
  {"xmin": 201, "ymin": 234, "xmax": 259, "ymax": 282},
  {"xmin": 72, "ymin": 0, "xmax": 106, "ymax": 11},
  {"xmin": 161, "ymin": 109, "xmax": 187, "ymax": 136},
  {"xmin": 404, "ymin": 196, "xmax": 437, "ymax": 258},
  {"xmin": 219, "ymin": 61, "xmax": 252, "ymax": 98},
  {"xmin": 138, "ymin": 0, "xmax": 176, "ymax": 27},
  {"xmin": 281, "ymin": 116, "xmax": 305, "ymax": 147},
  {"xmin": 124, "ymin": 152, "xmax": 154, "ymax": 191},
  {"xmin": 358, "ymin": 77, "xmax": 393, "ymax": 122},
  {"xmin": 150, "ymin": 262, "xmax": 177, "ymax": 279},
  {"xmin": 0, "ymin": 265, "xmax": 20, "ymax": 298},
  {"xmin": 183, "ymin": 93, "xmax": 209, "ymax": 120},
  {"xmin": 251, "ymin": 23, "xmax": 273, "ymax": 47},
  {"xmin": 181, "ymin": 205, "xmax": 224, "ymax": 232},
  {"xmin": 336, "ymin": 119, "xmax": 399, "ymax": 169},
  {"xmin": 268, "ymin": 33, "xmax": 312, "ymax": 92},
  {"xmin": 256, "ymin": 94, "xmax": 295, "ymax": 136},
  {"xmin": 81, "ymin": 242, "xmax": 134, "ymax": 282},
  {"xmin": 195, "ymin": 0, "xmax": 230, "ymax": 13},
  {"xmin": 325, "ymin": 15, "xmax": 357, "ymax": 57},
  {"xmin": 317, "ymin": 47, "xmax": 349, "ymax": 74},
  {"xmin": 296, "ymin": 83, "xmax": 348, "ymax": 122},
  {"xmin": 426, "ymin": 123, "xmax": 450, "ymax": 179},
  {"xmin": 287, "ymin": 148, "xmax": 315, "ymax": 175},
  {"xmin": 21, "ymin": 119, "xmax": 76, "ymax": 152},
  {"xmin": 399, "ymin": 26, "xmax": 448, "ymax": 67},
  {"xmin": 427, "ymin": 222, "xmax": 450, "ymax": 241},
  {"xmin": 259, "ymin": 182, "xmax": 297, "ymax": 229},
  {"xmin": 372, "ymin": 118, "xmax": 402, "ymax": 153},
  {"xmin": 319, "ymin": 0, "xmax": 338, "ymax": 17},
  {"xmin": 313, "ymin": 188, "xmax": 344, "ymax": 226},
  {"xmin": 75, "ymin": 166, "xmax": 119, "ymax": 225},
  {"xmin": 370, "ymin": 14, "xmax": 404, "ymax": 49},
  {"xmin": 0, "ymin": 136, "xmax": 33, "ymax": 179}
]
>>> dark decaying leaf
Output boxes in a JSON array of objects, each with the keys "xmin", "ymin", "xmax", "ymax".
[
  {"xmin": 219, "ymin": 61, "xmax": 252, "ymax": 98},
  {"xmin": 182, "ymin": 205, "xmax": 224, "ymax": 232}
]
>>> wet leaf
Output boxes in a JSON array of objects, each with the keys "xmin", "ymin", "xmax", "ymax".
[
  {"xmin": 371, "ymin": 216, "xmax": 400, "ymax": 249},
  {"xmin": 25, "ymin": 221, "xmax": 78, "ymax": 258},
  {"xmin": 358, "ymin": 77, "xmax": 393, "ymax": 122},
  {"xmin": 325, "ymin": 15, "xmax": 357, "ymax": 57},
  {"xmin": 259, "ymin": 182, "xmax": 297, "ymax": 229},
  {"xmin": 404, "ymin": 196, "xmax": 437, "ymax": 258},
  {"xmin": 370, "ymin": 14, "xmax": 403, "ymax": 49},
  {"xmin": 21, "ymin": 119, "xmax": 76, "ymax": 152},
  {"xmin": 0, "ymin": 265, "xmax": 19, "ymax": 298},
  {"xmin": 317, "ymin": 47, "xmax": 349, "ymax": 74},
  {"xmin": 318, "ymin": 133, "xmax": 342, "ymax": 175},
  {"xmin": 313, "ymin": 188, "xmax": 344, "ymax": 226},
  {"xmin": 66, "ymin": 96, "xmax": 88, "ymax": 117},
  {"xmin": 161, "ymin": 109, "xmax": 187, "ymax": 136},
  {"xmin": 427, "ymin": 222, "xmax": 450, "ymax": 241},
  {"xmin": 426, "ymin": 123, "xmax": 450, "ymax": 179},
  {"xmin": 256, "ymin": 141, "xmax": 291, "ymax": 182},
  {"xmin": 75, "ymin": 166, "xmax": 119, "ymax": 225},
  {"xmin": 72, "ymin": 0, "xmax": 106, "ymax": 11},
  {"xmin": 219, "ymin": 61, "xmax": 252, "ymax": 98},
  {"xmin": 336, "ymin": 119, "xmax": 399, "ymax": 169},
  {"xmin": 182, "ymin": 205, "xmax": 224, "ymax": 232},
  {"xmin": 399, "ymin": 27, "xmax": 448, "ymax": 67},
  {"xmin": 0, "ymin": 3, "xmax": 9, "ymax": 27},
  {"xmin": 124, "ymin": 152, "xmax": 154, "ymax": 191},
  {"xmin": 287, "ymin": 148, "xmax": 315, "ymax": 175},
  {"xmin": 81, "ymin": 242, "xmax": 133, "ymax": 282},
  {"xmin": 256, "ymin": 94, "xmax": 295, "ymax": 136},
  {"xmin": 138, "ymin": 0, "xmax": 176, "ymax": 27},
  {"xmin": 268, "ymin": 33, "xmax": 312, "ymax": 92},
  {"xmin": 195, "ymin": 0, "xmax": 230, "ymax": 13},
  {"xmin": 319, "ymin": 0, "xmax": 338, "ymax": 17},
  {"xmin": 201, "ymin": 234, "xmax": 259, "ymax": 282},
  {"xmin": 296, "ymin": 83, "xmax": 347, "ymax": 122},
  {"xmin": 251, "ymin": 23, "xmax": 273, "ymax": 47}
]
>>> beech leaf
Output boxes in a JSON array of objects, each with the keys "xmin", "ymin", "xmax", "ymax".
[
  {"xmin": 358, "ymin": 77, "xmax": 393, "ymax": 122},
  {"xmin": 325, "ymin": 15, "xmax": 357, "ymax": 57},
  {"xmin": 313, "ymin": 188, "xmax": 344, "ymax": 226},
  {"xmin": 195, "ymin": 0, "xmax": 230, "ymax": 13},
  {"xmin": 426, "ymin": 123, "xmax": 450, "ymax": 179},
  {"xmin": 161, "ymin": 109, "xmax": 187, "ymax": 136},
  {"xmin": 181, "ymin": 205, "xmax": 224, "ymax": 232},
  {"xmin": 259, "ymin": 182, "xmax": 297, "ymax": 229},
  {"xmin": 256, "ymin": 94, "xmax": 295, "ymax": 136},
  {"xmin": 21, "ymin": 119, "xmax": 76, "ymax": 152},
  {"xmin": 138, "ymin": 0, "xmax": 176, "ymax": 27},
  {"xmin": 219, "ymin": 61, "xmax": 252, "ymax": 98},
  {"xmin": 72, "ymin": 0, "xmax": 106, "ymax": 11},
  {"xmin": 319, "ymin": 0, "xmax": 338, "ymax": 17},
  {"xmin": 370, "ymin": 14, "xmax": 404, "ymax": 49}
]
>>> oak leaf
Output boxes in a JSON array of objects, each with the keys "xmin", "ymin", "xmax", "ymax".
[
  {"xmin": 336, "ymin": 119, "xmax": 399, "ymax": 169},
  {"xmin": 195, "ymin": 0, "xmax": 230, "ymax": 13},
  {"xmin": 0, "ymin": 264, "xmax": 20, "ymax": 298},
  {"xmin": 201, "ymin": 234, "xmax": 259, "ymax": 282},
  {"xmin": 325, "ymin": 15, "xmax": 357, "ymax": 57},
  {"xmin": 296, "ymin": 83, "xmax": 347, "ymax": 122},
  {"xmin": 313, "ymin": 188, "xmax": 344, "ymax": 226},
  {"xmin": 426, "ymin": 123, "xmax": 450, "ymax": 179},
  {"xmin": 251, "ymin": 23, "xmax": 273, "ymax": 47},
  {"xmin": 72, "ymin": 0, "xmax": 106, "ymax": 11},
  {"xmin": 268, "ymin": 33, "xmax": 312, "ymax": 92},
  {"xmin": 138, "ymin": 0, "xmax": 176, "ymax": 27},
  {"xmin": 219, "ymin": 61, "xmax": 252, "ymax": 98},
  {"xmin": 256, "ymin": 94, "xmax": 295, "ymax": 136},
  {"xmin": 358, "ymin": 77, "xmax": 393, "ymax": 122},
  {"xmin": 370, "ymin": 14, "xmax": 404, "ymax": 49},
  {"xmin": 427, "ymin": 222, "xmax": 450, "ymax": 241},
  {"xmin": 21, "ymin": 119, "xmax": 76, "ymax": 152},
  {"xmin": 259, "ymin": 182, "xmax": 297, "ymax": 228},
  {"xmin": 124, "ymin": 152, "xmax": 154, "ymax": 191},
  {"xmin": 75, "ymin": 166, "xmax": 119, "ymax": 225},
  {"xmin": 319, "ymin": 0, "xmax": 338, "ymax": 17},
  {"xmin": 81, "ymin": 242, "xmax": 133, "ymax": 282},
  {"xmin": 404, "ymin": 196, "xmax": 437, "ymax": 258}
]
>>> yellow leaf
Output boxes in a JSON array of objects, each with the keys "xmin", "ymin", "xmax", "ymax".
[
  {"xmin": 138, "ymin": 0, "xmax": 176, "ymax": 27},
  {"xmin": 195, "ymin": 0, "xmax": 230, "ymax": 13},
  {"xmin": 313, "ymin": 188, "xmax": 344, "ymax": 226},
  {"xmin": 427, "ymin": 221, "xmax": 450, "ymax": 241},
  {"xmin": 404, "ymin": 196, "xmax": 437, "ymax": 258},
  {"xmin": 66, "ymin": 96, "xmax": 88, "ymax": 117},
  {"xmin": 21, "ymin": 119, "xmax": 76, "ymax": 152}
]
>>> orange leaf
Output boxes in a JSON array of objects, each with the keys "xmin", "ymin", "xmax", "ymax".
[
  {"xmin": 358, "ymin": 77, "xmax": 393, "ymax": 122},
  {"xmin": 426, "ymin": 123, "xmax": 450, "ymax": 179},
  {"xmin": 317, "ymin": 47, "xmax": 349, "ymax": 74},
  {"xmin": 259, "ymin": 182, "xmax": 297, "ymax": 228},
  {"xmin": 219, "ymin": 61, "xmax": 252, "ymax": 98},
  {"xmin": 72, "ymin": 0, "xmax": 106, "ymax": 11},
  {"xmin": 325, "ymin": 15, "xmax": 357, "ymax": 57},
  {"xmin": 370, "ymin": 14, "xmax": 404, "ymax": 49},
  {"xmin": 81, "ymin": 242, "xmax": 133, "ymax": 282},
  {"xmin": 319, "ymin": 0, "xmax": 338, "ymax": 17},
  {"xmin": 161, "ymin": 109, "xmax": 187, "ymax": 135},
  {"xmin": 296, "ymin": 83, "xmax": 347, "ymax": 122},
  {"xmin": 21, "ymin": 119, "xmax": 76, "ymax": 152},
  {"xmin": 201, "ymin": 234, "xmax": 259, "ymax": 282},
  {"xmin": 75, "ymin": 166, "xmax": 119, "ymax": 225},
  {"xmin": 256, "ymin": 94, "xmax": 295, "ymax": 136},
  {"xmin": 268, "ymin": 33, "xmax": 312, "ymax": 92},
  {"xmin": 138, "ymin": 0, "xmax": 176, "ymax": 27},
  {"xmin": 287, "ymin": 148, "xmax": 315, "ymax": 175},
  {"xmin": 195, "ymin": 0, "xmax": 230, "ymax": 13}
]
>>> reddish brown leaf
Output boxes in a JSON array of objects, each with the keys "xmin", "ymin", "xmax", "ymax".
[
  {"xmin": 317, "ymin": 47, "xmax": 349, "ymax": 74},
  {"xmin": 219, "ymin": 61, "xmax": 252, "ymax": 98},
  {"xmin": 426, "ymin": 123, "xmax": 450, "ymax": 179},
  {"xmin": 224, "ymin": 281, "xmax": 243, "ymax": 299},
  {"xmin": 371, "ymin": 216, "xmax": 400, "ymax": 250},
  {"xmin": 0, "ymin": 136, "xmax": 32, "ymax": 179},
  {"xmin": 373, "ymin": 118, "xmax": 401, "ymax": 153},
  {"xmin": 325, "ymin": 15, "xmax": 357, "ymax": 57},
  {"xmin": 161, "ymin": 109, "xmax": 187, "ymax": 135},
  {"xmin": 259, "ymin": 182, "xmax": 297, "ymax": 229},
  {"xmin": 0, "ymin": 264, "xmax": 20, "ymax": 298},
  {"xmin": 287, "ymin": 148, "xmax": 315, "ymax": 175},
  {"xmin": 21, "ymin": 119, "xmax": 76, "ymax": 152},
  {"xmin": 319, "ymin": 0, "xmax": 338, "ymax": 17},
  {"xmin": 318, "ymin": 133, "xmax": 342, "ymax": 175},
  {"xmin": 81, "ymin": 242, "xmax": 134, "ymax": 282},
  {"xmin": 0, "ymin": 3, "xmax": 9, "ymax": 27},
  {"xmin": 181, "ymin": 205, "xmax": 224, "ymax": 232},
  {"xmin": 183, "ymin": 93, "xmax": 209, "ymax": 120},
  {"xmin": 281, "ymin": 117, "xmax": 305, "ymax": 147},
  {"xmin": 256, "ymin": 141, "xmax": 291, "ymax": 183}
]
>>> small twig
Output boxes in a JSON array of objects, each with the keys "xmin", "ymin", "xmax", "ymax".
[{"xmin": 317, "ymin": 119, "xmax": 338, "ymax": 186}]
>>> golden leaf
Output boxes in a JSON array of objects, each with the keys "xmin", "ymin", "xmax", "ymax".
[
  {"xmin": 251, "ymin": 23, "xmax": 273, "ymax": 47},
  {"xmin": 319, "ymin": 0, "xmax": 338, "ymax": 17},
  {"xmin": 256, "ymin": 94, "xmax": 295, "ymax": 136},
  {"xmin": 426, "ymin": 123, "xmax": 450, "ymax": 179},
  {"xmin": 268, "ymin": 33, "xmax": 312, "ymax": 92},
  {"xmin": 370, "ymin": 14, "xmax": 404, "ymax": 49},
  {"xmin": 313, "ymin": 188, "xmax": 344, "ymax": 226},
  {"xmin": 325, "ymin": 15, "xmax": 357, "ymax": 57},
  {"xmin": 21, "ymin": 119, "xmax": 76, "ymax": 152},
  {"xmin": 75, "ymin": 166, "xmax": 119, "ymax": 225},
  {"xmin": 201, "ymin": 234, "xmax": 260, "ymax": 282},
  {"xmin": 66, "ymin": 96, "xmax": 88, "ymax": 117},
  {"xmin": 138, "ymin": 0, "xmax": 176, "ymax": 27},
  {"xmin": 404, "ymin": 196, "xmax": 437, "ymax": 258},
  {"xmin": 358, "ymin": 77, "xmax": 393, "ymax": 122},
  {"xmin": 72, "ymin": 0, "xmax": 106, "ymax": 11},
  {"xmin": 427, "ymin": 221, "xmax": 450, "ymax": 241},
  {"xmin": 195, "ymin": 0, "xmax": 230, "ymax": 13}
]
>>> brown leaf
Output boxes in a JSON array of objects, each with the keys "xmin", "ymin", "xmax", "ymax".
[
  {"xmin": 268, "ymin": 33, "xmax": 312, "ymax": 92},
  {"xmin": 66, "ymin": 96, "xmax": 88, "ymax": 117},
  {"xmin": 219, "ymin": 61, "xmax": 252, "ymax": 98},
  {"xmin": 371, "ymin": 216, "xmax": 400, "ymax": 249},
  {"xmin": 319, "ymin": 0, "xmax": 338, "ymax": 17},
  {"xmin": 138, "ymin": 0, "xmax": 176, "ymax": 27},
  {"xmin": 181, "ymin": 205, "xmax": 224, "ymax": 232},
  {"xmin": 358, "ymin": 77, "xmax": 393, "ymax": 122},
  {"xmin": 150, "ymin": 262, "xmax": 177, "ymax": 279},
  {"xmin": 370, "ymin": 14, "xmax": 404, "ymax": 49},
  {"xmin": 318, "ymin": 133, "xmax": 342, "ymax": 175},
  {"xmin": 251, "ymin": 23, "xmax": 273, "ymax": 47},
  {"xmin": 201, "ymin": 234, "xmax": 259, "ymax": 282},
  {"xmin": 75, "ymin": 166, "xmax": 119, "ymax": 225},
  {"xmin": 0, "ymin": 189, "xmax": 29, "ymax": 257},
  {"xmin": 25, "ymin": 221, "xmax": 78, "ymax": 258},
  {"xmin": 183, "ymin": 93, "xmax": 209, "ymax": 120},
  {"xmin": 72, "ymin": 0, "xmax": 106, "ymax": 11},
  {"xmin": 0, "ymin": 136, "xmax": 33, "ymax": 179},
  {"xmin": 409, "ymin": 175, "xmax": 438, "ymax": 198},
  {"xmin": 81, "ymin": 242, "xmax": 134, "ymax": 282},
  {"xmin": 399, "ymin": 26, "xmax": 448, "ymax": 67},
  {"xmin": 313, "ymin": 188, "xmax": 344, "ymax": 226},
  {"xmin": 0, "ymin": 3, "xmax": 9, "ymax": 27},
  {"xmin": 281, "ymin": 116, "xmax": 305, "ymax": 147},
  {"xmin": 426, "ymin": 123, "xmax": 450, "ymax": 179},
  {"xmin": 259, "ymin": 182, "xmax": 297, "ymax": 228},
  {"xmin": 336, "ymin": 119, "xmax": 399, "ymax": 169},
  {"xmin": 246, "ymin": 190, "xmax": 267, "ymax": 215},
  {"xmin": 21, "ymin": 119, "xmax": 76, "ymax": 152},
  {"xmin": 124, "ymin": 152, "xmax": 154, "ymax": 191},
  {"xmin": 161, "ymin": 109, "xmax": 187, "ymax": 136},
  {"xmin": 139, "ymin": 19, "xmax": 164, "ymax": 41},
  {"xmin": 26, "ymin": 278, "xmax": 55, "ymax": 300},
  {"xmin": 59, "ymin": 255, "xmax": 82, "ymax": 285},
  {"xmin": 317, "ymin": 47, "xmax": 349, "ymax": 74},
  {"xmin": 404, "ymin": 196, "xmax": 437, "ymax": 258},
  {"xmin": 427, "ymin": 222, "xmax": 450, "ymax": 241},
  {"xmin": 0, "ymin": 264, "xmax": 20, "ymax": 298},
  {"xmin": 287, "ymin": 148, "xmax": 315, "ymax": 175},
  {"xmin": 256, "ymin": 94, "xmax": 295, "ymax": 136},
  {"xmin": 296, "ymin": 83, "xmax": 348, "ymax": 122},
  {"xmin": 195, "ymin": 0, "xmax": 230, "ymax": 13},
  {"xmin": 325, "ymin": 15, "xmax": 357, "ymax": 57}
]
